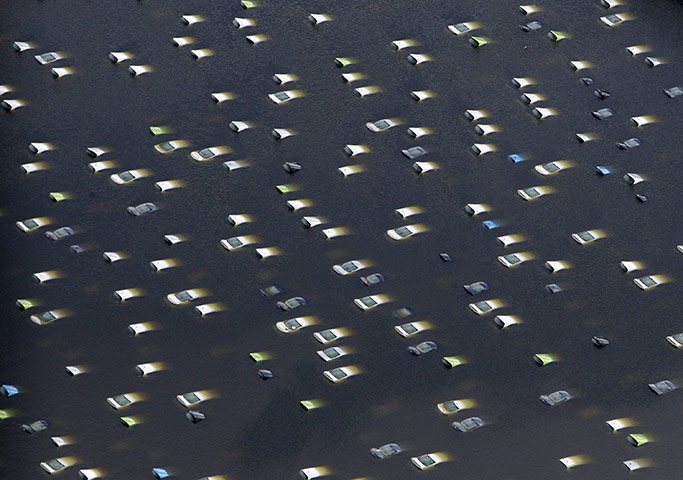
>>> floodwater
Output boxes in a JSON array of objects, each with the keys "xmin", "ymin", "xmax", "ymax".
[{"xmin": 1, "ymin": 1, "xmax": 681, "ymax": 479}]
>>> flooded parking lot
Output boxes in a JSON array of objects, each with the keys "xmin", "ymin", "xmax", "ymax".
[{"xmin": 1, "ymin": 1, "xmax": 681, "ymax": 479}]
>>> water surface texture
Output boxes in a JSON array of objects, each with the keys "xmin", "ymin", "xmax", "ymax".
[{"xmin": 1, "ymin": 1, "xmax": 682, "ymax": 479}]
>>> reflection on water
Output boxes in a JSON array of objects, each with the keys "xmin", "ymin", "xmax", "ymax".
[{"xmin": 1, "ymin": 1, "xmax": 682, "ymax": 479}]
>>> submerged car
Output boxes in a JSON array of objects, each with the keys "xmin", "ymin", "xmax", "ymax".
[
  {"xmin": 540, "ymin": 390, "xmax": 572, "ymax": 406},
  {"xmin": 394, "ymin": 321, "xmax": 428, "ymax": 337},
  {"xmin": 276, "ymin": 316, "xmax": 316, "ymax": 333},
  {"xmin": 437, "ymin": 399, "xmax": 468, "ymax": 414},
  {"xmin": 154, "ymin": 140, "xmax": 186, "ymax": 154},
  {"xmin": 313, "ymin": 328, "xmax": 347, "ymax": 344},
  {"xmin": 354, "ymin": 295, "xmax": 387, "ymax": 310},
  {"xmin": 111, "ymin": 169, "xmax": 146, "ymax": 184},
  {"xmin": 617, "ymin": 138, "xmax": 641, "ymax": 150},
  {"xmin": 127, "ymin": 202, "xmax": 157, "ymax": 216},
  {"xmin": 166, "ymin": 289, "xmax": 204, "ymax": 305},
  {"xmin": 366, "ymin": 118, "xmax": 397, "ymax": 132},
  {"xmin": 464, "ymin": 281, "xmax": 489, "ymax": 295},
  {"xmin": 498, "ymin": 252, "xmax": 532, "ymax": 268},
  {"xmin": 16, "ymin": 217, "xmax": 49, "ymax": 232},
  {"xmin": 316, "ymin": 346, "xmax": 349, "ymax": 362},
  {"xmin": 408, "ymin": 341, "xmax": 438, "ymax": 356},
  {"xmin": 276, "ymin": 296, "xmax": 307, "ymax": 311},
  {"xmin": 633, "ymin": 275, "xmax": 663, "ymax": 291},
  {"xmin": 190, "ymin": 146, "xmax": 230, "ymax": 161},
  {"xmin": 323, "ymin": 366, "xmax": 357, "ymax": 383},
  {"xmin": 177, "ymin": 391, "xmax": 209, "ymax": 407},
  {"xmin": 411, "ymin": 453, "xmax": 445, "ymax": 470},
  {"xmin": 35, "ymin": 52, "xmax": 65, "ymax": 64},
  {"xmin": 386, "ymin": 225, "xmax": 420, "ymax": 240},
  {"xmin": 571, "ymin": 230, "xmax": 603, "ymax": 245},
  {"xmin": 401, "ymin": 146, "xmax": 427, "ymax": 159},
  {"xmin": 40, "ymin": 458, "xmax": 71, "ymax": 474},
  {"xmin": 106, "ymin": 393, "xmax": 138, "ymax": 409},
  {"xmin": 666, "ymin": 333, "xmax": 683, "ymax": 348},
  {"xmin": 30, "ymin": 310, "xmax": 67, "ymax": 325},
  {"xmin": 469, "ymin": 299, "xmax": 502, "ymax": 315},
  {"xmin": 360, "ymin": 273, "xmax": 385, "ymax": 285},
  {"xmin": 649, "ymin": 380, "xmax": 676, "ymax": 395},
  {"xmin": 371, "ymin": 443, "xmax": 402, "ymax": 459},
  {"xmin": 45, "ymin": 227, "xmax": 75, "ymax": 240},
  {"xmin": 22, "ymin": 420, "xmax": 49, "ymax": 434},
  {"xmin": 452, "ymin": 416, "xmax": 485, "ymax": 432},
  {"xmin": 592, "ymin": 108, "xmax": 614, "ymax": 120},
  {"xmin": 260, "ymin": 285, "xmax": 282, "ymax": 297},
  {"xmin": 333, "ymin": 260, "xmax": 368, "ymax": 275}
]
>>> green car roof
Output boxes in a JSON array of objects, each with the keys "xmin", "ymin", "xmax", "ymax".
[
  {"xmin": 49, "ymin": 192, "xmax": 70, "ymax": 202},
  {"xmin": 442, "ymin": 356, "xmax": 466, "ymax": 368},
  {"xmin": 469, "ymin": 36, "xmax": 491, "ymax": 47},
  {"xmin": 534, "ymin": 353, "xmax": 558, "ymax": 366},
  {"xmin": 628, "ymin": 434, "xmax": 652, "ymax": 447},
  {"xmin": 120, "ymin": 416, "xmax": 140, "ymax": 427},
  {"xmin": 276, "ymin": 184, "xmax": 297, "ymax": 194},
  {"xmin": 300, "ymin": 399, "xmax": 325, "ymax": 410},
  {"xmin": 16, "ymin": 299, "xmax": 38, "ymax": 310},
  {"xmin": 334, "ymin": 57, "xmax": 357, "ymax": 67},
  {"xmin": 149, "ymin": 126, "xmax": 172, "ymax": 136},
  {"xmin": 249, "ymin": 352, "xmax": 272, "ymax": 362},
  {"xmin": 548, "ymin": 31, "xmax": 569, "ymax": 42},
  {"xmin": 241, "ymin": 0, "xmax": 259, "ymax": 8}
]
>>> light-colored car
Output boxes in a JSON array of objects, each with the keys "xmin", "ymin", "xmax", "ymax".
[
  {"xmin": 228, "ymin": 214, "xmax": 254, "ymax": 226},
  {"xmin": 40, "ymin": 458, "xmax": 74, "ymax": 475},
  {"xmin": 221, "ymin": 236, "xmax": 257, "ymax": 251},
  {"xmin": 540, "ymin": 390, "xmax": 572, "ymax": 406},
  {"xmin": 30, "ymin": 310, "xmax": 69, "ymax": 325},
  {"xmin": 370, "ymin": 443, "xmax": 402, "ymax": 459},
  {"xmin": 571, "ymin": 230, "xmax": 604, "ymax": 245},
  {"xmin": 648, "ymin": 380, "xmax": 676, "ymax": 395},
  {"xmin": 394, "ymin": 321, "xmax": 430, "ymax": 337},
  {"xmin": 106, "ymin": 393, "xmax": 140, "ymax": 409},
  {"xmin": 535, "ymin": 161, "xmax": 571, "ymax": 176},
  {"xmin": 177, "ymin": 390, "xmax": 210, "ymax": 407},
  {"xmin": 35, "ymin": 52, "xmax": 65, "ymax": 64},
  {"xmin": 437, "ymin": 399, "xmax": 471, "ymax": 415},
  {"xmin": 633, "ymin": 275, "xmax": 664, "ymax": 291},
  {"xmin": 517, "ymin": 186, "xmax": 551, "ymax": 201},
  {"xmin": 110, "ymin": 169, "xmax": 147, "ymax": 184},
  {"xmin": 666, "ymin": 333, "xmax": 683, "ymax": 348},
  {"xmin": 109, "ymin": 51, "xmax": 134, "ymax": 63},
  {"xmin": 452, "ymin": 417, "xmax": 486, "ymax": 432},
  {"xmin": 190, "ymin": 146, "xmax": 230, "ymax": 161},
  {"xmin": 498, "ymin": 252, "xmax": 533, "ymax": 268},
  {"xmin": 323, "ymin": 366, "xmax": 357, "ymax": 383},
  {"xmin": 272, "ymin": 73, "xmax": 298, "ymax": 84},
  {"xmin": 268, "ymin": 90, "xmax": 302, "ymax": 104},
  {"xmin": 313, "ymin": 328, "xmax": 348, "ymax": 344},
  {"xmin": 386, "ymin": 224, "xmax": 421, "ymax": 240},
  {"xmin": 127, "ymin": 202, "xmax": 157, "ymax": 216},
  {"xmin": 166, "ymin": 289, "xmax": 206, "ymax": 305},
  {"xmin": 494, "ymin": 315, "xmax": 522, "ymax": 329},
  {"xmin": 600, "ymin": 13, "xmax": 629, "ymax": 27},
  {"xmin": 448, "ymin": 22, "xmax": 479, "ymax": 35},
  {"xmin": 16, "ymin": 217, "xmax": 50, "ymax": 232},
  {"xmin": 354, "ymin": 295, "xmax": 388, "ymax": 310},
  {"xmin": 469, "ymin": 299, "xmax": 503, "ymax": 315},
  {"xmin": 333, "ymin": 260, "xmax": 368, "ymax": 275},
  {"xmin": 154, "ymin": 140, "xmax": 187, "ymax": 154},
  {"xmin": 276, "ymin": 316, "xmax": 317, "ymax": 333},
  {"xmin": 366, "ymin": 118, "xmax": 397, "ymax": 132},
  {"xmin": 316, "ymin": 346, "xmax": 349, "ymax": 362},
  {"xmin": 464, "ymin": 204, "xmax": 490, "ymax": 216},
  {"xmin": 411, "ymin": 453, "xmax": 446, "ymax": 470}
]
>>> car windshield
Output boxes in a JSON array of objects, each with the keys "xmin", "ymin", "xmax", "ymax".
[
  {"xmin": 228, "ymin": 237, "xmax": 243, "ymax": 247},
  {"xmin": 443, "ymin": 400, "xmax": 459, "ymax": 411},
  {"xmin": 138, "ymin": 204, "xmax": 152, "ymax": 213},
  {"xmin": 462, "ymin": 418, "xmax": 479, "ymax": 429},
  {"xmin": 640, "ymin": 277, "xmax": 656, "ymax": 287},
  {"xmin": 504, "ymin": 254, "xmax": 521, "ymax": 264},
  {"xmin": 625, "ymin": 138, "xmax": 640, "ymax": 147},
  {"xmin": 285, "ymin": 319, "xmax": 302, "ymax": 329},
  {"xmin": 402, "ymin": 323, "xmax": 417, "ymax": 334},
  {"xmin": 366, "ymin": 275, "xmax": 382, "ymax": 284},
  {"xmin": 476, "ymin": 301, "xmax": 492, "ymax": 312},
  {"xmin": 454, "ymin": 23, "xmax": 469, "ymax": 32},
  {"xmin": 407, "ymin": 147, "xmax": 424, "ymax": 156},
  {"xmin": 25, "ymin": 219, "xmax": 39, "ymax": 228},
  {"xmin": 375, "ymin": 119, "xmax": 390, "ymax": 129},
  {"xmin": 42, "ymin": 53, "xmax": 57, "ymax": 62},
  {"xmin": 263, "ymin": 286, "xmax": 281, "ymax": 295},
  {"xmin": 469, "ymin": 282, "xmax": 488, "ymax": 293},
  {"xmin": 320, "ymin": 330, "xmax": 336, "ymax": 340},
  {"xmin": 285, "ymin": 298, "xmax": 302, "ymax": 308},
  {"xmin": 548, "ymin": 391, "xmax": 566, "ymax": 403},
  {"xmin": 176, "ymin": 291, "xmax": 193, "ymax": 301},
  {"xmin": 655, "ymin": 381, "xmax": 673, "ymax": 392},
  {"xmin": 159, "ymin": 142, "xmax": 174, "ymax": 151},
  {"xmin": 672, "ymin": 333, "xmax": 683, "ymax": 342},
  {"xmin": 199, "ymin": 148, "xmax": 214, "ymax": 158},
  {"xmin": 543, "ymin": 163, "xmax": 560, "ymax": 172},
  {"xmin": 41, "ymin": 311, "xmax": 57, "ymax": 321},
  {"xmin": 55, "ymin": 228, "xmax": 72, "ymax": 237},
  {"xmin": 119, "ymin": 171, "xmax": 135, "ymax": 181},
  {"xmin": 47, "ymin": 459, "xmax": 65, "ymax": 469},
  {"xmin": 578, "ymin": 231, "xmax": 595, "ymax": 242},
  {"xmin": 361, "ymin": 296, "xmax": 378, "ymax": 307},
  {"xmin": 419, "ymin": 455, "xmax": 436, "ymax": 466},
  {"xmin": 395, "ymin": 226, "xmax": 412, "ymax": 237},
  {"xmin": 275, "ymin": 92, "xmax": 290, "ymax": 101},
  {"xmin": 323, "ymin": 348, "xmax": 340, "ymax": 358},
  {"xmin": 114, "ymin": 394, "xmax": 131, "ymax": 405},
  {"xmin": 380, "ymin": 444, "xmax": 398, "ymax": 455},
  {"xmin": 330, "ymin": 368, "xmax": 347, "ymax": 379},
  {"xmin": 418, "ymin": 342, "xmax": 435, "ymax": 352},
  {"xmin": 342, "ymin": 262, "xmax": 358, "ymax": 272},
  {"xmin": 184, "ymin": 392, "xmax": 200, "ymax": 403},
  {"xmin": 606, "ymin": 14, "xmax": 621, "ymax": 22},
  {"xmin": 524, "ymin": 188, "xmax": 540, "ymax": 198}
]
